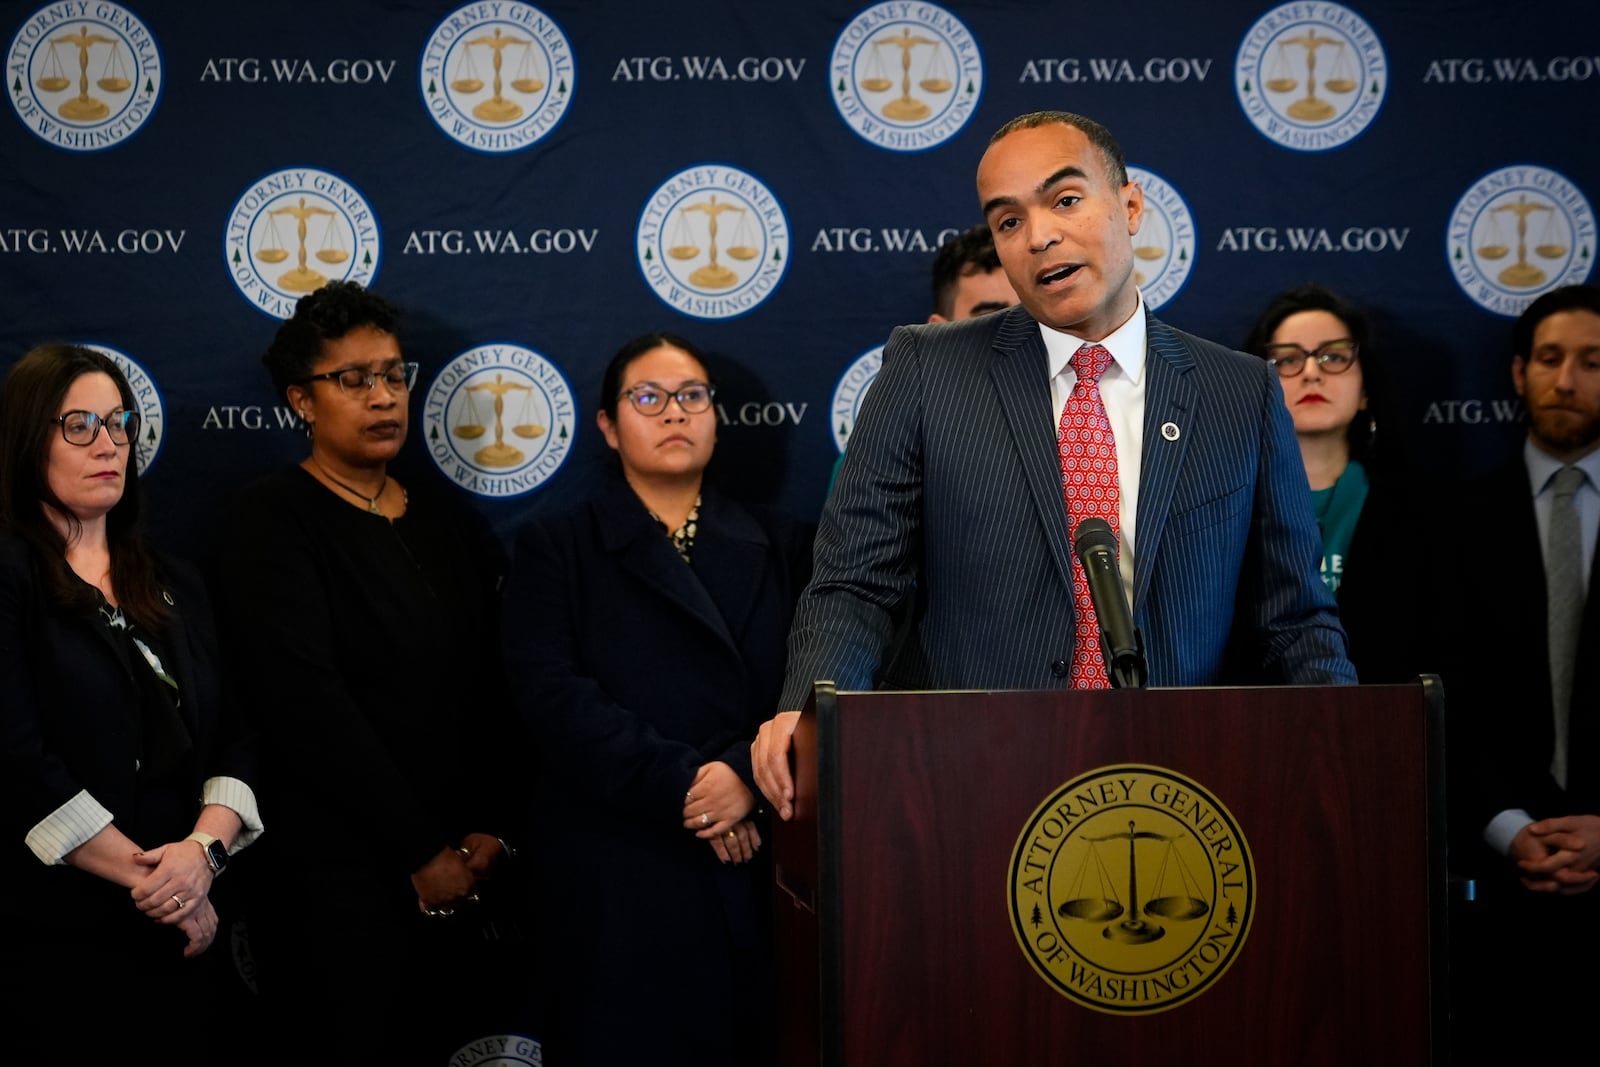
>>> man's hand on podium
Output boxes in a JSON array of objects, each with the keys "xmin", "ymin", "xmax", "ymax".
[{"xmin": 753, "ymin": 710, "xmax": 802, "ymax": 821}]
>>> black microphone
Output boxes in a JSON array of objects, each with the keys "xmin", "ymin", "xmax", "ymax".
[{"xmin": 1071, "ymin": 517, "xmax": 1147, "ymax": 689}]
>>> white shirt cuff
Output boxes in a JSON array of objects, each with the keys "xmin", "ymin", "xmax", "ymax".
[
  {"xmin": 202, "ymin": 776, "xmax": 264, "ymax": 852},
  {"xmin": 1484, "ymin": 809, "xmax": 1535, "ymax": 856},
  {"xmin": 25, "ymin": 789, "xmax": 114, "ymax": 865}
]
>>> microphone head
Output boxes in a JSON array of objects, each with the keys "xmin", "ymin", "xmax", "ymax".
[{"xmin": 1073, "ymin": 516, "xmax": 1117, "ymax": 556}]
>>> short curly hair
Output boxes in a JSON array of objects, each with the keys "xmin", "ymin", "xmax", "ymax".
[{"xmin": 262, "ymin": 281, "xmax": 402, "ymax": 396}]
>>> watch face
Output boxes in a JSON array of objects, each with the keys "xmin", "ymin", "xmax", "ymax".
[{"xmin": 205, "ymin": 840, "xmax": 229, "ymax": 872}]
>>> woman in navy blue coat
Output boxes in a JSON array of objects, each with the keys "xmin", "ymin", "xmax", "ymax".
[{"xmin": 503, "ymin": 332, "xmax": 811, "ymax": 1066}]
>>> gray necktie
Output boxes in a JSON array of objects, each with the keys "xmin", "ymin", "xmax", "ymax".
[{"xmin": 1547, "ymin": 465, "xmax": 1585, "ymax": 789}]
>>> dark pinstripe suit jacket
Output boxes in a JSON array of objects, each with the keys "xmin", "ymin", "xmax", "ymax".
[{"xmin": 779, "ymin": 305, "xmax": 1355, "ymax": 707}]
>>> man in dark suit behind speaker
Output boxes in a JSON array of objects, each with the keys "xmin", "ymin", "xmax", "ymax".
[
  {"xmin": 1442, "ymin": 284, "xmax": 1600, "ymax": 1057},
  {"xmin": 754, "ymin": 110, "xmax": 1354, "ymax": 817}
]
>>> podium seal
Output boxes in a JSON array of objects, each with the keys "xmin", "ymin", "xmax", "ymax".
[{"xmin": 1008, "ymin": 764, "xmax": 1256, "ymax": 1014}]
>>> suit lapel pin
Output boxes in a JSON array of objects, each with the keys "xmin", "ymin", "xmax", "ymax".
[{"xmin": 1160, "ymin": 422, "xmax": 1181, "ymax": 442}]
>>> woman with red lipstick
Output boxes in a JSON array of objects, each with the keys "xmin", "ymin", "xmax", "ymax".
[
  {"xmin": 210, "ymin": 283, "xmax": 524, "ymax": 1062},
  {"xmin": 502, "ymin": 332, "xmax": 811, "ymax": 1066},
  {"xmin": 0, "ymin": 345, "xmax": 261, "ymax": 1063},
  {"xmin": 1243, "ymin": 283, "xmax": 1422, "ymax": 682}
]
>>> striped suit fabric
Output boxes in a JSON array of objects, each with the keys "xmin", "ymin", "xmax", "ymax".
[{"xmin": 779, "ymin": 304, "xmax": 1355, "ymax": 708}]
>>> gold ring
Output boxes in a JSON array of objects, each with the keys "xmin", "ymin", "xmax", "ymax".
[
  {"xmin": 726, "ymin": 830, "xmax": 736, "ymax": 840},
  {"xmin": 700, "ymin": 813, "xmax": 710, "ymax": 827},
  {"xmin": 685, "ymin": 791, "xmax": 695, "ymax": 804},
  {"xmin": 172, "ymin": 895, "xmax": 185, "ymax": 909}
]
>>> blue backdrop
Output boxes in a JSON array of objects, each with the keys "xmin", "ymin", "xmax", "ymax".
[{"xmin": 2, "ymin": 0, "xmax": 1595, "ymax": 560}]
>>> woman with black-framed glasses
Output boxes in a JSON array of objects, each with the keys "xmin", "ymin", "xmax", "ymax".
[
  {"xmin": 503, "ymin": 331, "xmax": 813, "ymax": 1065},
  {"xmin": 208, "ymin": 281, "xmax": 527, "ymax": 1062},
  {"xmin": 1242, "ymin": 283, "xmax": 1426, "ymax": 684},
  {"xmin": 0, "ymin": 344, "xmax": 262, "ymax": 1063}
]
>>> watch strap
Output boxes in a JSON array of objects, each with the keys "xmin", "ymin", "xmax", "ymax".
[{"xmin": 184, "ymin": 831, "xmax": 225, "ymax": 873}]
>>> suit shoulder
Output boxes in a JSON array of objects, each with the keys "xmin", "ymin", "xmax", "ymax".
[
  {"xmin": 890, "ymin": 306, "xmax": 1016, "ymax": 353},
  {"xmin": 1152, "ymin": 317, "xmax": 1261, "ymax": 371},
  {"xmin": 1149, "ymin": 317, "xmax": 1276, "ymax": 405},
  {"xmin": 510, "ymin": 486, "xmax": 611, "ymax": 553},
  {"xmin": 222, "ymin": 465, "xmax": 316, "ymax": 529},
  {"xmin": 1440, "ymin": 460, "xmax": 1528, "ymax": 521}
]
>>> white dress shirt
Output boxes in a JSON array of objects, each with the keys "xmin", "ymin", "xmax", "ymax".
[{"xmin": 1040, "ymin": 291, "xmax": 1147, "ymax": 607}]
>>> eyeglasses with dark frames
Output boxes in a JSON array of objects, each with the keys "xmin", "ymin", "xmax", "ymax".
[
  {"xmin": 300, "ymin": 362, "xmax": 420, "ymax": 397},
  {"xmin": 1263, "ymin": 340, "xmax": 1359, "ymax": 378},
  {"xmin": 618, "ymin": 381, "xmax": 716, "ymax": 417},
  {"xmin": 54, "ymin": 408, "xmax": 140, "ymax": 446}
]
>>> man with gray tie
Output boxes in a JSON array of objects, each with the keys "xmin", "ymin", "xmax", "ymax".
[
  {"xmin": 754, "ymin": 110, "xmax": 1354, "ymax": 817},
  {"xmin": 1445, "ymin": 283, "xmax": 1600, "ymax": 1058}
]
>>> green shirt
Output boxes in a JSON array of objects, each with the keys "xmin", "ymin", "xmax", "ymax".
[{"xmin": 1310, "ymin": 460, "xmax": 1368, "ymax": 597}]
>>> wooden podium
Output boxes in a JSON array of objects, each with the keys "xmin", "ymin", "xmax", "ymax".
[{"xmin": 772, "ymin": 680, "xmax": 1448, "ymax": 1066}]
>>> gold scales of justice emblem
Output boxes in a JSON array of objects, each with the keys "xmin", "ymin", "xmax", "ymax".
[
  {"xmin": 1132, "ymin": 215, "xmax": 1169, "ymax": 288},
  {"xmin": 1476, "ymin": 194, "xmax": 1569, "ymax": 288},
  {"xmin": 1057, "ymin": 818, "xmax": 1212, "ymax": 944},
  {"xmin": 255, "ymin": 198, "xmax": 350, "ymax": 294},
  {"xmin": 1010, "ymin": 766, "xmax": 1254, "ymax": 1013},
  {"xmin": 666, "ymin": 194, "xmax": 761, "ymax": 290},
  {"xmin": 448, "ymin": 27, "xmax": 548, "ymax": 122},
  {"xmin": 32, "ymin": 25, "xmax": 135, "ymax": 122},
  {"xmin": 450, "ymin": 373, "xmax": 547, "ymax": 468},
  {"xmin": 1262, "ymin": 27, "xmax": 1361, "ymax": 122},
  {"xmin": 857, "ymin": 27, "xmax": 955, "ymax": 121}
]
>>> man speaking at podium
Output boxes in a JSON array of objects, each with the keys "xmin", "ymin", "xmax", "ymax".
[{"xmin": 754, "ymin": 111, "xmax": 1354, "ymax": 818}]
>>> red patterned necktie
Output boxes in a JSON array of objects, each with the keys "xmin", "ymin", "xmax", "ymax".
[{"xmin": 1059, "ymin": 342, "xmax": 1120, "ymax": 689}]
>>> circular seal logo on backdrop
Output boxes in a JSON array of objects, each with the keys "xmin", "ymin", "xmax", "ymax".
[
  {"xmin": 419, "ymin": 2, "xmax": 575, "ymax": 154},
  {"xmin": 1127, "ymin": 166, "xmax": 1197, "ymax": 312},
  {"xmin": 447, "ymin": 1034, "xmax": 545, "ymax": 1066},
  {"xmin": 6, "ymin": 2, "xmax": 164, "ymax": 152},
  {"xmin": 422, "ymin": 344, "xmax": 576, "ymax": 499},
  {"xmin": 1447, "ymin": 164, "xmax": 1596, "ymax": 317},
  {"xmin": 83, "ymin": 342, "xmax": 164, "ymax": 474},
  {"xmin": 1234, "ymin": 2, "xmax": 1387, "ymax": 152},
  {"xmin": 830, "ymin": 2, "xmax": 983, "ymax": 152},
  {"xmin": 1008, "ymin": 764, "xmax": 1256, "ymax": 1015},
  {"xmin": 222, "ymin": 167, "xmax": 382, "ymax": 320},
  {"xmin": 636, "ymin": 164, "xmax": 790, "ymax": 321},
  {"xmin": 830, "ymin": 346, "xmax": 883, "ymax": 454}
]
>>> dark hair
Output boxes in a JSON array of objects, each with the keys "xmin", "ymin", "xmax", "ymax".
[
  {"xmin": 1512, "ymin": 284, "xmax": 1600, "ymax": 360},
  {"xmin": 0, "ymin": 344, "xmax": 167, "ymax": 629},
  {"xmin": 599, "ymin": 332, "xmax": 712, "ymax": 420},
  {"xmin": 262, "ymin": 280, "xmax": 402, "ymax": 396},
  {"xmin": 989, "ymin": 110, "xmax": 1129, "ymax": 189},
  {"xmin": 1242, "ymin": 283, "xmax": 1385, "ymax": 465},
  {"xmin": 931, "ymin": 224, "xmax": 1003, "ymax": 318}
]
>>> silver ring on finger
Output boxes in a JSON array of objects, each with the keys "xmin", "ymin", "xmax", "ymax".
[
  {"xmin": 700, "ymin": 812, "xmax": 710, "ymax": 827},
  {"xmin": 172, "ymin": 894, "xmax": 185, "ymax": 909}
]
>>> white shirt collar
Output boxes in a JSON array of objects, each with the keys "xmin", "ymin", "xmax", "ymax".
[{"xmin": 1038, "ymin": 290, "xmax": 1147, "ymax": 384}]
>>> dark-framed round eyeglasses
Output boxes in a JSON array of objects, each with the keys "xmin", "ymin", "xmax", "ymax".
[
  {"xmin": 54, "ymin": 408, "xmax": 140, "ymax": 446},
  {"xmin": 1263, "ymin": 340, "xmax": 1359, "ymax": 378},
  {"xmin": 618, "ymin": 382, "xmax": 716, "ymax": 417},
  {"xmin": 299, "ymin": 362, "xmax": 419, "ymax": 397}
]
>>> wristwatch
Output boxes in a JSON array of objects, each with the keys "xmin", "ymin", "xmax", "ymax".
[{"xmin": 185, "ymin": 831, "xmax": 229, "ymax": 875}]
